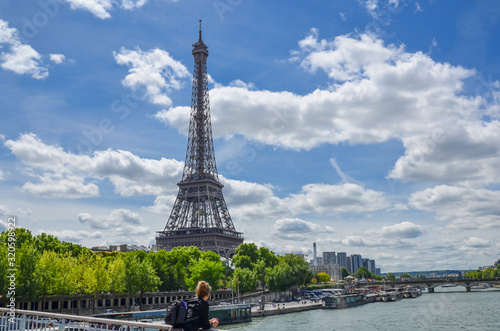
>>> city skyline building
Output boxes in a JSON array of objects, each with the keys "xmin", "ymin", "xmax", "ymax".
[
  {"xmin": 337, "ymin": 252, "xmax": 347, "ymax": 269},
  {"xmin": 350, "ymin": 254, "xmax": 362, "ymax": 274},
  {"xmin": 323, "ymin": 251, "xmax": 337, "ymax": 266}
]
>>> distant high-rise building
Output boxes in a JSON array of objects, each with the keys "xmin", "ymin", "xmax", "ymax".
[
  {"xmin": 337, "ymin": 252, "xmax": 347, "ymax": 268},
  {"xmin": 323, "ymin": 251, "xmax": 337, "ymax": 265},
  {"xmin": 313, "ymin": 243, "xmax": 317, "ymax": 266},
  {"xmin": 368, "ymin": 259, "xmax": 376, "ymax": 274},
  {"xmin": 317, "ymin": 257, "xmax": 324, "ymax": 266},
  {"xmin": 350, "ymin": 254, "xmax": 362, "ymax": 274},
  {"xmin": 375, "ymin": 268, "xmax": 381, "ymax": 276},
  {"xmin": 346, "ymin": 256, "xmax": 351, "ymax": 273}
]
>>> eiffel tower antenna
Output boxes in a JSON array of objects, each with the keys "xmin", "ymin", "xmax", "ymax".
[{"xmin": 155, "ymin": 22, "xmax": 243, "ymax": 258}]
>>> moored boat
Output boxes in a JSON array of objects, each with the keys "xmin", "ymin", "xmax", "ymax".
[{"xmin": 322, "ymin": 294, "xmax": 368, "ymax": 309}]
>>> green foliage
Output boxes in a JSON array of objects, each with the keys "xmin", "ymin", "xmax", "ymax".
[
  {"xmin": 317, "ymin": 272, "xmax": 331, "ymax": 283},
  {"xmin": 123, "ymin": 253, "xmax": 160, "ymax": 295},
  {"xmin": 385, "ymin": 272, "xmax": 396, "ymax": 281},
  {"xmin": 187, "ymin": 257, "xmax": 224, "ymax": 291},
  {"xmin": 482, "ymin": 268, "xmax": 495, "ymax": 278},
  {"xmin": 465, "ymin": 270, "xmax": 483, "ymax": 279},
  {"xmin": 233, "ymin": 267, "xmax": 257, "ymax": 294},
  {"xmin": 232, "ymin": 243, "xmax": 259, "ymax": 269},
  {"xmin": 108, "ymin": 256, "xmax": 127, "ymax": 293},
  {"xmin": 0, "ymin": 229, "xmax": 339, "ymax": 299},
  {"xmin": 341, "ymin": 267, "xmax": 349, "ymax": 278},
  {"xmin": 356, "ymin": 267, "xmax": 375, "ymax": 280},
  {"xmin": 266, "ymin": 253, "xmax": 313, "ymax": 291},
  {"xmin": 83, "ymin": 254, "xmax": 110, "ymax": 296},
  {"xmin": 399, "ymin": 272, "xmax": 412, "ymax": 279}
]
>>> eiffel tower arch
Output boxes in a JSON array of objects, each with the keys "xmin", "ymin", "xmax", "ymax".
[{"xmin": 155, "ymin": 22, "xmax": 244, "ymax": 259}]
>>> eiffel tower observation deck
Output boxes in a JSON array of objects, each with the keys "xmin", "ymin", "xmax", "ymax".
[{"xmin": 155, "ymin": 21, "xmax": 243, "ymax": 258}]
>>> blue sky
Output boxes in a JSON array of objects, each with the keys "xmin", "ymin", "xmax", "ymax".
[{"xmin": 1, "ymin": 0, "xmax": 500, "ymax": 272}]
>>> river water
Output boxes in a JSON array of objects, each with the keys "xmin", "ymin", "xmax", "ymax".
[{"xmin": 219, "ymin": 288, "xmax": 500, "ymax": 331}]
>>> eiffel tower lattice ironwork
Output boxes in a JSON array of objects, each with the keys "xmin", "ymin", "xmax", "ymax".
[{"xmin": 155, "ymin": 21, "xmax": 243, "ymax": 258}]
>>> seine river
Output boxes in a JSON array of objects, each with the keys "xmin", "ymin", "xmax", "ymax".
[{"xmin": 219, "ymin": 288, "xmax": 500, "ymax": 331}]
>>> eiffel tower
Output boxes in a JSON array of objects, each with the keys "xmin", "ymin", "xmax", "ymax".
[{"xmin": 155, "ymin": 21, "xmax": 243, "ymax": 258}]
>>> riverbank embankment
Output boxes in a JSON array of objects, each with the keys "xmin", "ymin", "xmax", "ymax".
[{"xmin": 251, "ymin": 301, "xmax": 322, "ymax": 317}]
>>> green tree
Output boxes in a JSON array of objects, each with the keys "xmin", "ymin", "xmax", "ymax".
[
  {"xmin": 282, "ymin": 253, "xmax": 313, "ymax": 287},
  {"xmin": 221, "ymin": 259, "xmax": 234, "ymax": 290},
  {"xmin": 399, "ymin": 272, "xmax": 412, "ymax": 279},
  {"xmin": 482, "ymin": 268, "xmax": 495, "ymax": 278},
  {"xmin": 71, "ymin": 253, "xmax": 94, "ymax": 294},
  {"xmin": 465, "ymin": 270, "xmax": 483, "ymax": 279},
  {"xmin": 266, "ymin": 263, "xmax": 292, "ymax": 292},
  {"xmin": 257, "ymin": 247, "xmax": 279, "ymax": 269},
  {"xmin": 0, "ymin": 227, "xmax": 34, "ymax": 249},
  {"xmin": 123, "ymin": 253, "xmax": 160, "ymax": 310},
  {"xmin": 108, "ymin": 255, "xmax": 127, "ymax": 293},
  {"xmin": 254, "ymin": 247, "xmax": 279, "ymax": 291},
  {"xmin": 0, "ymin": 246, "xmax": 9, "ymax": 297},
  {"xmin": 187, "ymin": 258, "xmax": 225, "ymax": 291},
  {"xmin": 83, "ymin": 254, "xmax": 110, "ymax": 296},
  {"xmin": 341, "ymin": 267, "xmax": 350, "ymax": 279},
  {"xmin": 266, "ymin": 254, "xmax": 313, "ymax": 291},
  {"xmin": 356, "ymin": 267, "xmax": 375, "ymax": 280},
  {"xmin": 233, "ymin": 267, "xmax": 257, "ymax": 294},
  {"xmin": 385, "ymin": 272, "xmax": 396, "ymax": 281},
  {"xmin": 232, "ymin": 243, "xmax": 259, "ymax": 269},
  {"xmin": 252, "ymin": 260, "xmax": 268, "ymax": 291},
  {"xmin": 317, "ymin": 272, "xmax": 331, "ymax": 283}
]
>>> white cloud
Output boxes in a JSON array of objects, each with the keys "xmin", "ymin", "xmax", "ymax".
[
  {"xmin": 409, "ymin": 185, "xmax": 500, "ymax": 229},
  {"xmin": 49, "ymin": 54, "xmax": 66, "ymax": 64},
  {"xmin": 78, "ymin": 209, "xmax": 150, "ymax": 236},
  {"xmin": 273, "ymin": 218, "xmax": 333, "ymax": 241},
  {"xmin": 62, "ymin": 0, "xmax": 153, "ymax": 18},
  {"xmin": 341, "ymin": 235, "xmax": 366, "ymax": 246},
  {"xmin": 463, "ymin": 237, "xmax": 490, "ymax": 248},
  {"xmin": 288, "ymin": 183, "xmax": 390, "ymax": 214},
  {"xmin": 415, "ymin": 2, "xmax": 423, "ymax": 12},
  {"xmin": 363, "ymin": 0, "xmax": 379, "ymax": 13},
  {"xmin": 4, "ymin": 133, "xmax": 183, "ymax": 198},
  {"xmin": 23, "ymin": 175, "xmax": 99, "ymax": 198},
  {"xmin": 156, "ymin": 30, "xmax": 498, "ymax": 180},
  {"xmin": 114, "ymin": 47, "xmax": 190, "ymax": 106},
  {"xmin": 153, "ymin": 30, "xmax": 500, "ymax": 189},
  {"xmin": 63, "ymin": 0, "xmax": 114, "ymax": 19},
  {"xmin": 389, "ymin": 121, "xmax": 500, "ymax": 187},
  {"xmin": 53, "ymin": 229, "xmax": 104, "ymax": 243},
  {"xmin": 218, "ymin": 178, "xmax": 389, "ymax": 224},
  {"xmin": 0, "ymin": 19, "xmax": 48, "ymax": 79},
  {"xmin": 0, "ymin": 169, "xmax": 4, "ymax": 180},
  {"xmin": 367, "ymin": 221, "xmax": 424, "ymax": 239}
]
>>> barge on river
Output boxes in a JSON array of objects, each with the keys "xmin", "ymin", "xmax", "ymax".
[{"xmin": 321, "ymin": 294, "xmax": 367, "ymax": 309}]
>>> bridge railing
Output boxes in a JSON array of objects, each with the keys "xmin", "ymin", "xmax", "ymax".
[{"xmin": 0, "ymin": 308, "xmax": 170, "ymax": 331}]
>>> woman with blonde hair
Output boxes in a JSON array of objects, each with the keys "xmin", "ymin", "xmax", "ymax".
[{"xmin": 181, "ymin": 281, "xmax": 219, "ymax": 331}]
